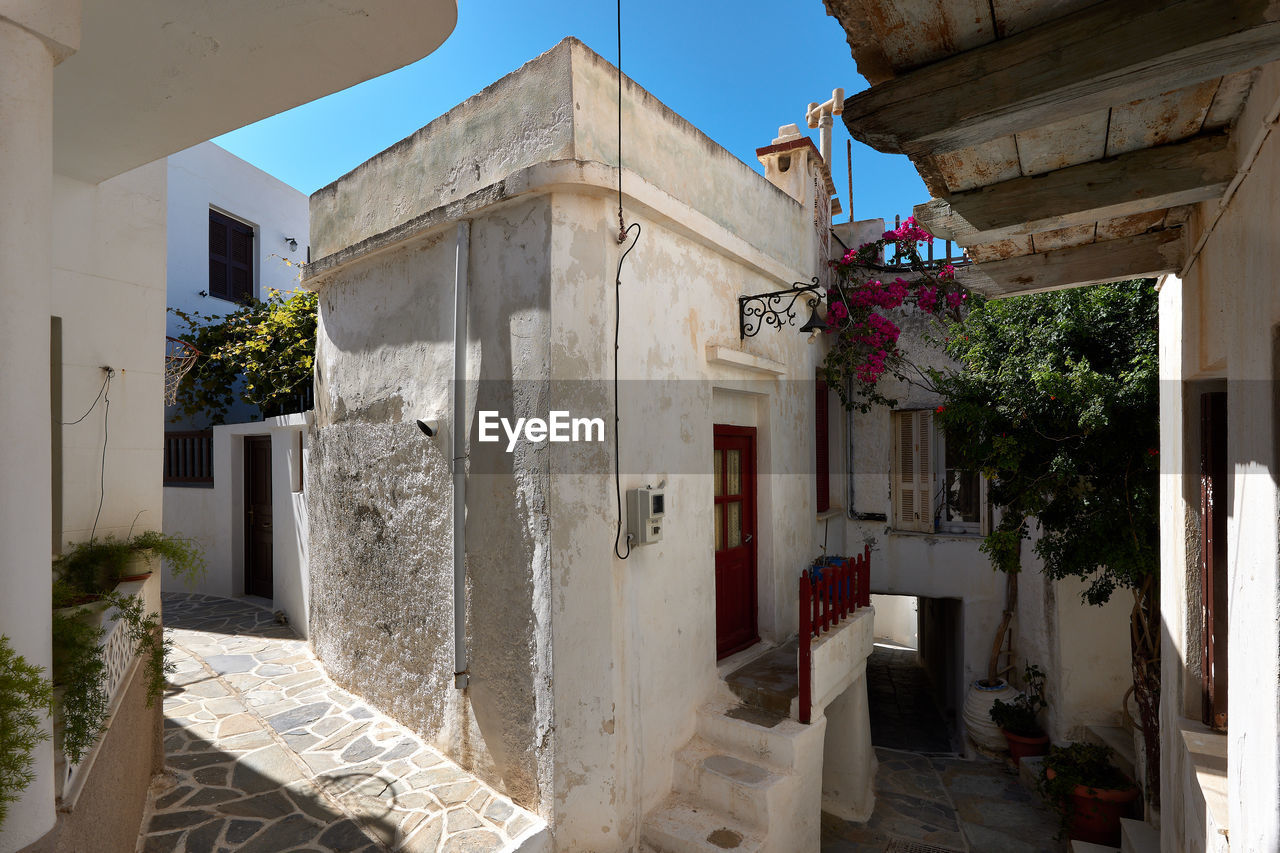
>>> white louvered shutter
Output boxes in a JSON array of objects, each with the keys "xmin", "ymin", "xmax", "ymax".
[
  {"xmin": 895, "ymin": 411, "xmax": 934, "ymax": 532},
  {"xmin": 916, "ymin": 411, "xmax": 933, "ymax": 532}
]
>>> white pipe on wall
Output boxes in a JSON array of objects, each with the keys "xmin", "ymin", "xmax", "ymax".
[{"xmin": 453, "ymin": 220, "xmax": 471, "ymax": 689}]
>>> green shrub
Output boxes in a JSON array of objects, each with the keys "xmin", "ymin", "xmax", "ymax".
[{"xmin": 0, "ymin": 636, "xmax": 54, "ymax": 829}]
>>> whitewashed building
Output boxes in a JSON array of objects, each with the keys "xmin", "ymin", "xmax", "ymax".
[
  {"xmin": 301, "ymin": 38, "xmax": 877, "ymax": 852},
  {"xmin": 161, "ymin": 143, "xmax": 312, "ymax": 625},
  {"xmin": 0, "ymin": 4, "xmax": 456, "ymax": 851},
  {"xmin": 823, "ymin": 0, "xmax": 1280, "ymax": 850}
]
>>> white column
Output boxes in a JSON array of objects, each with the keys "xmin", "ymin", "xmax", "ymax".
[
  {"xmin": 820, "ymin": 675, "xmax": 876, "ymax": 823},
  {"xmin": 1156, "ymin": 274, "xmax": 1189, "ymax": 853},
  {"xmin": 0, "ymin": 18, "xmax": 57, "ymax": 853}
]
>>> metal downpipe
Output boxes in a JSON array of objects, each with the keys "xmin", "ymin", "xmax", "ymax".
[{"xmin": 453, "ymin": 220, "xmax": 470, "ymax": 690}]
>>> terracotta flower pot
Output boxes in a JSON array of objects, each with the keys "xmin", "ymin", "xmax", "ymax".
[
  {"xmin": 1002, "ymin": 728, "xmax": 1050, "ymax": 765},
  {"xmin": 1045, "ymin": 767, "xmax": 1139, "ymax": 845}
]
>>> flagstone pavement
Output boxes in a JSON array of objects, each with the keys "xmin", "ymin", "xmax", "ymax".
[
  {"xmin": 137, "ymin": 594, "xmax": 547, "ymax": 853},
  {"xmin": 821, "ymin": 644, "xmax": 1065, "ymax": 853}
]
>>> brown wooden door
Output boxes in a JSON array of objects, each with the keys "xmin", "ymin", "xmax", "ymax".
[
  {"xmin": 714, "ymin": 425, "xmax": 758, "ymax": 659},
  {"xmin": 1200, "ymin": 392, "xmax": 1228, "ymax": 729},
  {"xmin": 244, "ymin": 436, "xmax": 274, "ymax": 599}
]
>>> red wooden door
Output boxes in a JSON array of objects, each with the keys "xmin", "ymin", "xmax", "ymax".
[
  {"xmin": 244, "ymin": 436, "xmax": 274, "ymax": 599},
  {"xmin": 714, "ymin": 425, "xmax": 758, "ymax": 659}
]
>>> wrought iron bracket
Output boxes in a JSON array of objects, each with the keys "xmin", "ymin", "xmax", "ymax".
[{"xmin": 738, "ymin": 278, "xmax": 823, "ymax": 339}]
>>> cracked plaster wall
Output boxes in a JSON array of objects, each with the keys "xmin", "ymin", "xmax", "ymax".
[
  {"xmin": 308, "ymin": 196, "xmax": 554, "ymax": 816},
  {"xmin": 305, "ymin": 35, "xmax": 836, "ymax": 852}
]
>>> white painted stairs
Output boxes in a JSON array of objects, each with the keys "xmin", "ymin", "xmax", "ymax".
[{"xmin": 641, "ymin": 700, "xmax": 823, "ymax": 853}]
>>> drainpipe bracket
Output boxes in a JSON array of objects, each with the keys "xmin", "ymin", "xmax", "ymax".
[{"xmin": 455, "ymin": 671, "xmax": 470, "ymax": 689}]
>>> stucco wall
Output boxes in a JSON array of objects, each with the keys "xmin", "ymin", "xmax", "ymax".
[
  {"xmin": 307, "ymin": 196, "xmax": 555, "ymax": 813},
  {"xmin": 1163, "ymin": 57, "xmax": 1280, "ymax": 853},
  {"xmin": 23, "ymin": 160, "xmax": 168, "ymax": 853},
  {"xmin": 870, "ymin": 594, "xmax": 917, "ymax": 648},
  {"xmin": 303, "ymin": 38, "xmax": 835, "ymax": 851},
  {"xmin": 53, "ymin": 163, "xmax": 168, "ymax": 548},
  {"xmin": 166, "ymin": 141, "xmax": 308, "ymax": 324}
]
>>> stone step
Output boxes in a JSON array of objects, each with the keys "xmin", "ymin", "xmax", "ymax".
[
  {"xmin": 695, "ymin": 700, "xmax": 811, "ymax": 773},
  {"xmin": 673, "ymin": 738, "xmax": 795, "ymax": 831},
  {"xmin": 1086, "ymin": 725, "xmax": 1138, "ymax": 782},
  {"xmin": 641, "ymin": 798, "xmax": 764, "ymax": 853},
  {"xmin": 1120, "ymin": 817, "xmax": 1159, "ymax": 853},
  {"xmin": 721, "ymin": 642, "xmax": 799, "ymax": 718},
  {"xmin": 1071, "ymin": 842, "xmax": 1120, "ymax": 853}
]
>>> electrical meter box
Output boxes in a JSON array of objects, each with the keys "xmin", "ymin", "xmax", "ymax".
[{"xmin": 626, "ymin": 486, "xmax": 665, "ymax": 545}]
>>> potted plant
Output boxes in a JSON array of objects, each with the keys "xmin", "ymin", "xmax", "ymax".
[
  {"xmin": 48, "ymin": 531, "xmax": 184, "ymax": 766},
  {"xmin": 1039, "ymin": 742, "xmax": 1139, "ymax": 845},
  {"xmin": 55, "ymin": 531, "xmax": 205, "ymax": 588},
  {"xmin": 50, "ymin": 604, "xmax": 109, "ymax": 764},
  {"xmin": 0, "ymin": 635, "xmax": 54, "ymax": 829},
  {"xmin": 989, "ymin": 662, "xmax": 1050, "ymax": 763}
]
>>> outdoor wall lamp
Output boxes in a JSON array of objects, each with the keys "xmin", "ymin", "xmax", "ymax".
[
  {"xmin": 739, "ymin": 277, "xmax": 825, "ymax": 339},
  {"xmin": 285, "ymin": 237, "xmax": 299, "ymax": 252}
]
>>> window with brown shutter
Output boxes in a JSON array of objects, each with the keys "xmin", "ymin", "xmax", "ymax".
[
  {"xmin": 209, "ymin": 210, "xmax": 254, "ymax": 302},
  {"xmin": 815, "ymin": 379, "xmax": 830, "ymax": 513}
]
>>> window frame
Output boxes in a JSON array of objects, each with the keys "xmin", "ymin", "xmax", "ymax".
[
  {"xmin": 891, "ymin": 409, "xmax": 988, "ymax": 536},
  {"xmin": 208, "ymin": 208, "xmax": 255, "ymax": 303},
  {"xmin": 935, "ymin": 429, "xmax": 988, "ymax": 535}
]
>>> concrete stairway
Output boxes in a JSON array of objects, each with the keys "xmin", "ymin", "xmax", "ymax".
[{"xmin": 641, "ymin": 700, "xmax": 821, "ymax": 853}]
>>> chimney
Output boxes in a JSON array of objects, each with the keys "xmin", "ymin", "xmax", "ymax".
[{"xmin": 757, "ymin": 124, "xmax": 815, "ymax": 205}]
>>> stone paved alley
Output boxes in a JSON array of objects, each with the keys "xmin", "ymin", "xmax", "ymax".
[
  {"xmin": 140, "ymin": 598, "xmax": 1060, "ymax": 852},
  {"xmin": 820, "ymin": 644, "xmax": 1065, "ymax": 853},
  {"xmin": 138, "ymin": 595, "xmax": 545, "ymax": 852}
]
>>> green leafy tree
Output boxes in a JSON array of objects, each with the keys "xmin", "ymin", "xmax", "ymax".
[
  {"xmin": 824, "ymin": 229, "xmax": 1159, "ymax": 802},
  {"xmin": 931, "ymin": 280, "xmax": 1160, "ymax": 803},
  {"xmin": 170, "ymin": 288, "xmax": 317, "ymax": 426},
  {"xmin": 0, "ymin": 636, "xmax": 54, "ymax": 829}
]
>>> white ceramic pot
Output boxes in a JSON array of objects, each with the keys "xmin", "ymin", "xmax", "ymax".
[{"xmin": 962, "ymin": 678, "xmax": 1016, "ymax": 753}]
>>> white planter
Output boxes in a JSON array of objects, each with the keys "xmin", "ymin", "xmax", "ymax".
[{"xmin": 962, "ymin": 678, "xmax": 1016, "ymax": 753}]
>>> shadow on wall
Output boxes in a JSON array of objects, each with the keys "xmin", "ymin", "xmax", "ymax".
[{"xmin": 306, "ymin": 199, "xmax": 557, "ymax": 811}]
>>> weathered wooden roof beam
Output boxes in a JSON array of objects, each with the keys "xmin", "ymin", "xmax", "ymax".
[
  {"xmin": 841, "ymin": 0, "xmax": 1280, "ymax": 157},
  {"xmin": 915, "ymin": 133, "xmax": 1234, "ymax": 244},
  {"xmin": 955, "ymin": 229, "xmax": 1186, "ymax": 297}
]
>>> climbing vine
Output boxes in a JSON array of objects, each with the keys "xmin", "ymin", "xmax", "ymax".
[{"xmin": 170, "ymin": 287, "xmax": 317, "ymax": 426}]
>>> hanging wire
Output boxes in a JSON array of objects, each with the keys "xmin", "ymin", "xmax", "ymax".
[
  {"xmin": 89, "ymin": 370, "xmax": 113, "ymax": 542},
  {"xmin": 60, "ymin": 372, "xmax": 109, "ymax": 425},
  {"xmin": 613, "ymin": 222, "xmax": 641, "ymax": 560},
  {"xmin": 616, "ymin": 0, "xmax": 627, "ymax": 243},
  {"xmin": 612, "ymin": 0, "xmax": 642, "ymax": 559},
  {"xmin": 56, "ymin": 368, "xmax": 114, "ymax": 542}
]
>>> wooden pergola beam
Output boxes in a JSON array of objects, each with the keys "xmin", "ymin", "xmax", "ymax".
[
  {"xmin": 955, "ymin": 229, "xmax": 1186, "ymax": 298},
  {"xmin": 915, "ymin": 133, "xmax": 1234, "ymax": 245},
  {"xmin": 841, "ymin": 0, "xmax": 1280, "ymax": 157}
]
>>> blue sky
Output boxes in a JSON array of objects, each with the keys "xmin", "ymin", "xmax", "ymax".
[{"xmin": 214, "ymin": 0, "xmax": 929, "ymax": 226}]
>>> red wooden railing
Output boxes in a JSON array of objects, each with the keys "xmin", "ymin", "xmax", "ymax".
[
  {"xmin": 798, "ymin": 545, "xmax": 871, "ymax": 724},
  {"xmin": 164, "ymin": 430, "xmax": 213, "ymax": 485}
]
